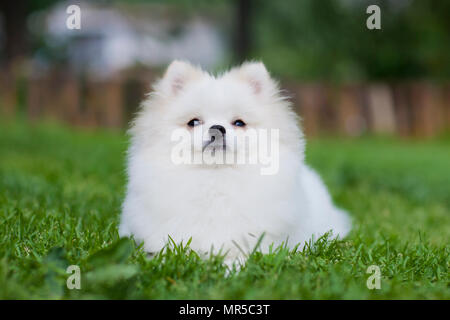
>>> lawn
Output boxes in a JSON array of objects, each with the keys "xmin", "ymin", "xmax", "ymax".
[{"xmin": 0, "ymin": 120, "xmax": 448, "ymax": 299}]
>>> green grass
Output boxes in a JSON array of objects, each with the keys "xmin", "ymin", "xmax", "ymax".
[{"xmin": 0, "ymin": 120, "xmax": 448, "ymax": 299}]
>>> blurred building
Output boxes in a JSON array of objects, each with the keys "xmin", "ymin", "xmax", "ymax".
[{"xmin": 31, "ymin": 1, "xmax": 227, "ymax": 77}]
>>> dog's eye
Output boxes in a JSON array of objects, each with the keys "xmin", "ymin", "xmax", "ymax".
[
  {"xmin": 232, "ymin": 119, "xmax": 246, "ymax": 127},
  {"xmin": 187, "ymin": 118, "xmax": 201, "ymax": 127}
]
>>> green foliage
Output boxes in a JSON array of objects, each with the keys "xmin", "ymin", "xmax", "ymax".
[
  {"xmin": 24, "ymin": 0, "xmax": 450, "ymax": 82},
  {"xmin": 0, "ymin": 120, "xmax": 448, "ymax": 299},
  {"xmin": 251, "ymin": 0, "xmax": 450, "ymax": 81}
]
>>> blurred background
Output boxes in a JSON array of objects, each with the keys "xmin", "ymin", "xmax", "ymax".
[
  {"xmin": 0, "ymin": 0, "xmax": 449, "ymax": 137},
  {"xmin": 0, "ymin": 1, "xmax": 449, "ymax": 300}
]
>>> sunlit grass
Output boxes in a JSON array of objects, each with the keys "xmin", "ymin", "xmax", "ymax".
[{"xmin": 0, "ymin": 120, "xmax": 448, "ymax": 299}]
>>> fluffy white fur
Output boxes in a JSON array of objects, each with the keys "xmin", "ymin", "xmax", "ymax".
[{"xmin": 119, "ymin": 60, "xmax": 351, "ymax": 263}]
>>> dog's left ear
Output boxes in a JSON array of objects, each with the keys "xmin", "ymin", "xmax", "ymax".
[
  {"xmin": 159, "ymin": 60, "xmax": 204, "ymax": 96},
  {"xmin": 235, "ymin": 61, "xmax": 276, "ymax": 96}
]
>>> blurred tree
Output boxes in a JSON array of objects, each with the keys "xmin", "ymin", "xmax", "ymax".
[
  {"xmin": 1, "ymin": 0, "xmax": 448, "ymax": 81},
  {"xmin": 234, "ymin": 0, "xmax": 252, "ymax": 63},
  {"xmin": 0, "ymin": 0, "xmax": 59, "ymax": 66},
  {"xmin": 0, "ymin": 1, "xmax": 27, "ymax": 65},
  {"xmin": 251, "ymin": 0, "xmax": 450, "ymax": 81}
]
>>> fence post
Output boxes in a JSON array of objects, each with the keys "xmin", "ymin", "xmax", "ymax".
[
  {"xmin": 367, "ymin": 84, "xmax": 396, "ymax": 135},
  {"xmin": 334, "ymin": 85, "xmax": 366, "ymax": 136}
]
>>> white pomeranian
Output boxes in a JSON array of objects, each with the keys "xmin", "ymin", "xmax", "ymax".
[{"xmin": 119, "ymin": 60, "xmax": 351, "ymax": 264}]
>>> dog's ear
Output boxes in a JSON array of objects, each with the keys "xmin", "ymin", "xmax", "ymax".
[
  {"xmin": 235, "ymin": 61, "xmax": 276, "ymax": 96},
  {"xmin": 159, "ymin": 60, "xmax": 204, "ymax": 96}
]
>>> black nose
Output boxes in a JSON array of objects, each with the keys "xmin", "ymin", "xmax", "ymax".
[{"xmin": 209, "ymin": 125, "xmax": 226, "ymax": 135}]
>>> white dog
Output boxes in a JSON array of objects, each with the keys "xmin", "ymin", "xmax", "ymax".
[{"xmin": 119, "ymin": 60, "xmax": 351, "ymax": 264}]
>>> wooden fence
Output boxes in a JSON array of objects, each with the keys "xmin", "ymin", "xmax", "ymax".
[
  {"xmin": 1, "ymin": 67, "xmax": 449, "ymax": 137},
  {"xmin": 285, "ymin": 82, "xmax": 450, "ymax": 137}
]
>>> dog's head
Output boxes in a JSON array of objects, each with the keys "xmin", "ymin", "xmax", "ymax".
[{"xmin": 131, "ymin": 60, "xmax": 303, "ymax": 170}]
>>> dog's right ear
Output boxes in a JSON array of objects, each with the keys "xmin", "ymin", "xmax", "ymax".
[{"xmin": 158, "ymin": 60, "xmax": 204, "ymax": 96}]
